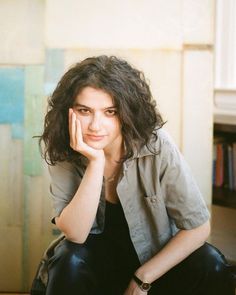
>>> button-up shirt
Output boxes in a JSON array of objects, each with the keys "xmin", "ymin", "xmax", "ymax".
[{"xmin": 49, "ymin": 128, "xmax": 210, "ymax": 264}]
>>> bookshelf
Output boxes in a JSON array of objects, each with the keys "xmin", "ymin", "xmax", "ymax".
[{"xmin": 213, "ymin": 122, "xmax": 236, "ymax": 209}]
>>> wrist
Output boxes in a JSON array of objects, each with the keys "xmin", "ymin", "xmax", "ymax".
[
  {"xmin": 89, "ymin": 155, "xmax": 105, "ymax": 165},
  {"xmin": 134, "ymin": 268, "xmax": 150, "ymax": 283},
  {"xmin": 87, "ymin": 157, "xmax": 105, "ymax": 174}
]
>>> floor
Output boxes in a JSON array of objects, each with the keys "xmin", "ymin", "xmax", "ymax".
[
  {"xmin": 210, "ymin": 204, "xmax": 236, "ymax": 263},
  {"xmin": 0, "ymin": 205, "xmax": 235, "ymax": 295}
]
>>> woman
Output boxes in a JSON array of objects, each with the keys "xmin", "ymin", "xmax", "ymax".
[{"xmin": 34, "ymin": 55, "xmax": 235, "ymax": 295}]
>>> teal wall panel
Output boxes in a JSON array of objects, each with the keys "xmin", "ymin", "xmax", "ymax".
[
  {"xmin": 12, "ymin": 123, "xmax": 24, "ymax": 139},
  {"xmin": 0, "ymin": 68, "xmax": 24, "ymax": 124},
  {"xmin": 24, "ymin": 65, "xmax": 44, "ymax": 176}
]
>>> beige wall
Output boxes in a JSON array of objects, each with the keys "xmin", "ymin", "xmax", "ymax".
[{"xmin": 0, "ymin": 0, "xmax": 214, "ymax": 291}]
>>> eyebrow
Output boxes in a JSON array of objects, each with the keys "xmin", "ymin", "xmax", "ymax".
[{"xmin": 73, "ymin": 103, "xmax": 117, "ymax": 110}]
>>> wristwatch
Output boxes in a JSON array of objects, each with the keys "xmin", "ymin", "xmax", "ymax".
[{"xmin": 133, "ymin": 274, "xmax": 152, "ymax": 292}]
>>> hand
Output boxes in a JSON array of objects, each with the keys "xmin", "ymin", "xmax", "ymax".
[
  {"xmin": 123, "ymin": 279, "xmax": 148, "ymax": 295},
  {"xmin": 68, "ymin": 108, "xmax": 105, "ymax": 162}
]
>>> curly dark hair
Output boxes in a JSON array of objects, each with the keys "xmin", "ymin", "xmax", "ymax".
[{"xmin": 39, "ymin": 55, "xmax": 165, "ymax": 165}]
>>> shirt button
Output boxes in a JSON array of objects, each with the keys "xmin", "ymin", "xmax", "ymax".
[{"xmin": 151, "ymin": 198, "xmax": 157, "ymax": 203}]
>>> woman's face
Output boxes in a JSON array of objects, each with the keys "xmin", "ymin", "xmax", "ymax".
[{"xmin": 73, "ymin": 86, "xmax": 123, "ymax": 152}]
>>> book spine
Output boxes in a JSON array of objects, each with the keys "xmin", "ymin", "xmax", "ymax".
[
  {"xmin": 215, "ymin": 143, "xmax": 224, "ymax": 187},
  {"xmin": 228, "ymin": 144, "xmax": 234, "ymax": 190},
  {"xmin": 232, "ymin": 143, "xmax": 236, "ymax": 191},
  {"xmin": 213, "ymin": 144, "xmax": 217, "ymax": 186}
]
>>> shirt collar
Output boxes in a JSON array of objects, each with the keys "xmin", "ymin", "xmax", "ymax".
[{"xmin": 132, "ymin": 144, "xmax": 154, "ymax": 159}]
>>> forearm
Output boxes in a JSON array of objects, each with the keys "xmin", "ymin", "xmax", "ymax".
[
  {"xmin": 135, "ymin": 220, "xmax": 211, "ymax": 284},
  {"xmin": 56, "ymin": 157, "xmax": 105, "ymax": 243}
]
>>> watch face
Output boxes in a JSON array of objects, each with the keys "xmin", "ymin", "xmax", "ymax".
[{"xmin": 141, "ymin": 283, "xmax": 151, "ymax": 291}]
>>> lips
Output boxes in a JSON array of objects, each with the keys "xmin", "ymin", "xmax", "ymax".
[{"xmin": 86, "ymin": 134, "xmax": 106, "ymax": 141}]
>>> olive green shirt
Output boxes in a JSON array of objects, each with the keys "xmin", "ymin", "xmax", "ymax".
[{"xmin": 49, "ymin": 128, "xmax": 210, "ymax": 264}]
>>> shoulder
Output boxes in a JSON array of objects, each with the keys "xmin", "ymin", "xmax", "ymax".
[
  {"xmin": 137, "ymin": 128, "xmax": 179, "ymax": 159},
  {"xmin": 48, "ymin": 161, "xmax": 76, "ymax": 173},
  {"xmin": 154, "ymin": 128, "xmax": 177, "ymax": 148},
  {"xmin": 48, "ymin": 160, "xmax": 85, "ymax": 178}
]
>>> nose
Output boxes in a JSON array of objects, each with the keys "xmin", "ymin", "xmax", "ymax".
[{"xmin": 88, "ymin": 114, "xmax": 101, "ymax": 132}]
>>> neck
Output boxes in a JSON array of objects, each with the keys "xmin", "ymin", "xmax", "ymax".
[{"xmin": 104, "ymin": 139, "xmax": 124, "ymax": 162}]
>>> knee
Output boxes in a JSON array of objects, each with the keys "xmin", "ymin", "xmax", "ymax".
[
  {"xmin": 49, "ymin": 239, "xmax": 92, "ymax": 271},
  {"xmin": 199, "ymin": 243, "xmax": 230, "ymax": 273},
  {"xmin": 198, "ymin": 243, "xmax": 236, "ymax": 293},
  {"xmin": 46, "ymin": 239, "xmax": 99, "ymax": 295},
  {"xmin": 189, "ymin": 242, "xmax": 235, "ymax": 287}
]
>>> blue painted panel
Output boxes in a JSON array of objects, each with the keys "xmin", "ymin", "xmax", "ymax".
[
  {"xmin": 12, "ymin": 123, "xmax": 24, "ymax": 139},
  {"xmin": 0, "ymin": 68, "xmax": 24, "ymax": 124}
]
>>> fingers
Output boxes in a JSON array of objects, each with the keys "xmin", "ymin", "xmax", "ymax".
[
  {"xmin": 69, "ymin": 108, "xmax": 77, "ymax": 149},
  {"xmin": 75, "ymin": 116, "xmax": 83, "ymax": 147},
  {"xmin": 68, "ymin": 108, "xmax": 72, "ymax": 130},
  {"xmin": 69, "ymin": 108, "xmax": 84, "ymax": 152},
  {"xmin": 68, "ymin": 108, "xmax": 105, "ymax": 161},
  {"xmin": 68, "ymin": 108, "xmax": 73, "ymax": 141}
]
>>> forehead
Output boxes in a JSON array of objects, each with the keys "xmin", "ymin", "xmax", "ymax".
[{"xmin": 74, "ymin": 87, "xmax": 115, "ymax": 107}]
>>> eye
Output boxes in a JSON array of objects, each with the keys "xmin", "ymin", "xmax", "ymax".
[
  {"xmin": 77, "ymin": 108, "xmax": 90, "ymax": 115},
  {"xmin": 105, "ymin": 109, "xmax": 117, "ymax": 116}
]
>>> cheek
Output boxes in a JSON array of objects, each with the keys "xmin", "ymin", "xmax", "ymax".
[
  {"xmin": 108, "ymin": 119, "xmax": 121, "ymax": 134},
  {"xmin": 77, "ymin": 116, "xmax": 89, "ymax": 132}
]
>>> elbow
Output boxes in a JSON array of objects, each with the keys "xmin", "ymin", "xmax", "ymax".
[
  {"xmin": 64, "ymin": 234, "xmax": 88, "ymax": 244},
  {"xmin": 204, "ymin": 219, "xmax": 211, "ymax": 239},
  {"xmin": 60, "ymin": 228, "xmax": 88, "ymax": 244},
  {"xmin": 55, "ymin": 217, "xmax": 88, "ymax": 244},
  {"xmin": 199, "ymin": 220, "xmax": 211, "ymax": 245}
]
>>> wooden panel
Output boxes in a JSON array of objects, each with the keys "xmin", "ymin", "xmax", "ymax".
[
  {"xmin": 24, "ymin": 172, "xmax": 56, "ymax": 290},
  {"xmin": 24, "ymin": 175, "xmax": 43, "ymax": 289},
  {"xmin": 0, "ymin": 126, "xmax": 23, "ymax": 291},
  {"xmin": 0, "ymin": 227, "xmax": 22, "ymax": 292},
  {"xmin": 8, "ymin": 139, "xmax": 23, "ymax": 226},
  {"xmin": 22, "ymin": 65, "xmax": 56, "ymax": 290},
  {"xmin": 0, "ymin": 125, "xmax": 11, "ymax": 225},
  {"xmin": 0, "ymin": 127, "xmax": 22, "ymax": 226}
]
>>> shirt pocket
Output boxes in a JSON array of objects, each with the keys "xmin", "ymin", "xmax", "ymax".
[
  {"xmin": 144, "ymin": 193, "xmax": 164, "ymax": 209},
  {"xmin": 143, "ymin": 193, "xmax": 171, "ymax": 236}
]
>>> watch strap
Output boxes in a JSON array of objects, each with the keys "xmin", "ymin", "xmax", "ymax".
[{"xmin": 133, "ymin": 274, "xmax": 152, "ymax": 291}]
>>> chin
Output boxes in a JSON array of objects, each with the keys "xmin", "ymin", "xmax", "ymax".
[
  {"xmin": 85, "ymin": 141, "xmax": 107, "ymax": 150},
  {"xmin": 91, "ymin": 145, "xmax": 105, "ymax": 150}
]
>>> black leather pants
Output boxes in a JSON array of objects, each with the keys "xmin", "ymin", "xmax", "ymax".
[{"xmin": 46, "ymin": 234, "xmax": 235, "ymax": 295}]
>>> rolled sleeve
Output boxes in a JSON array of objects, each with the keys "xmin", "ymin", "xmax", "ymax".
[
  {"xmin": 159, "ymin": 135, "xmax": 210, "ymax": 230},
  {"xmin": 48, "ymin": 161, "xmax": 82, "ymax": 219}
]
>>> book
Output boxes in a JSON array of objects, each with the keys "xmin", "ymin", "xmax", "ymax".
[
  {"xmin": 215, "ymin": 143, "xmax": 224, "ymax": 187},
  {"xmin": 212, "ymin": 144, "xmax": 217, "ymax": 186},
  {"xmin": 227, "ymin": 144, "xmax": 234, "ymax": 190},
  {"xmin": 232, "ymin": 143, "xmax": 236, "ymax": 191}
]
